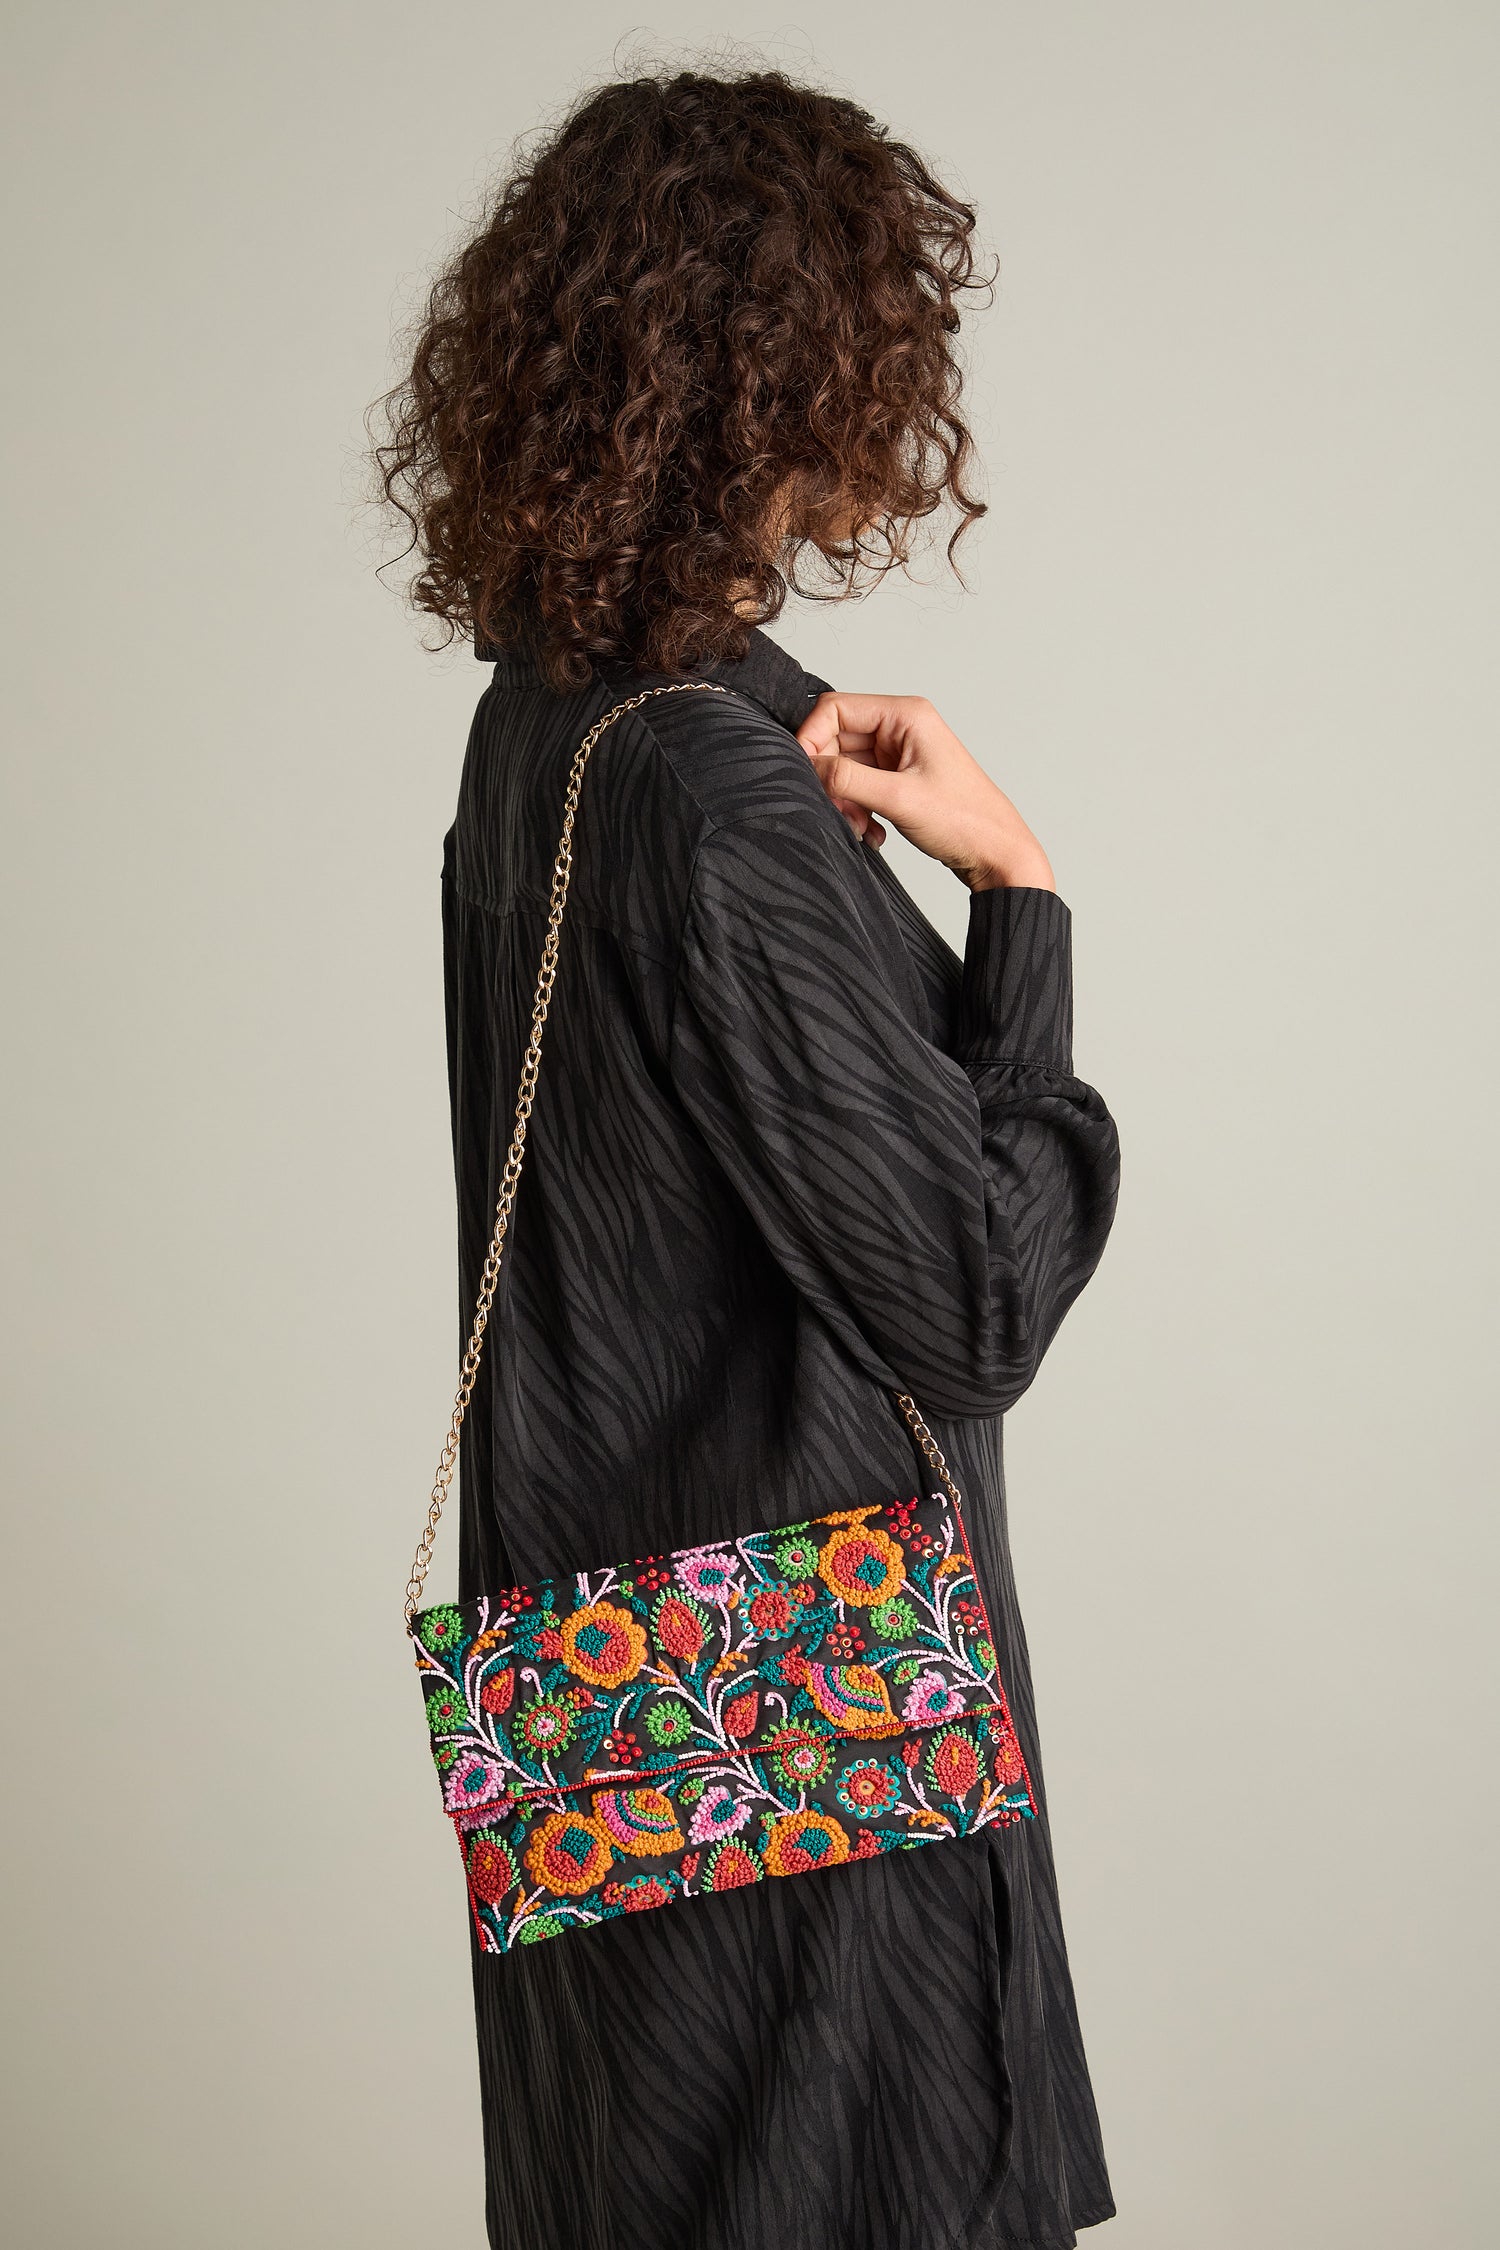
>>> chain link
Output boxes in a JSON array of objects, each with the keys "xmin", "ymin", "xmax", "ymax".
[
  {"xmin": 893, "ymin": 1392, "xmax": 967, "ymax": 1515},
  {"xmin": 404, "ymin": 681, "xmax": 731, "ymax": 1624}
]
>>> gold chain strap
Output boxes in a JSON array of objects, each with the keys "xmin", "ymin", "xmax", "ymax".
[
  {"xmin": 893, "ymin": 1392, "xmax": 965, "ymax": 1515},
  {"xmin": 405, "ymin": 681, "xmax": 730, "ymax": 1623},
  {"xmin": 404, "ymin": 678, "xmax": 969, "ymax": 1624}
]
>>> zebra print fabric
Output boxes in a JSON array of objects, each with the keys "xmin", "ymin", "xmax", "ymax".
[{"xmin": 441, "ymin": 623, "xmax": 1121, "ymax": 2249}]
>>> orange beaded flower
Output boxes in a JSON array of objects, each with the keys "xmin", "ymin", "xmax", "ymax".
[
  {"xmin": 559, "ymin": 1599, "xmax": 647, "ymax": 1688},
  {"xmin": 817, "ymin": 1525, "xmax": 906, "ymax": 1608}
]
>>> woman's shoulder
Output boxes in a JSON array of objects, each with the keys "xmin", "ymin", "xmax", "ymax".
[
  {"xmin": 624, "ymin": 677, "xmax": 839, "ymax": 841},
  {"xmin": 452, "ymin": 651, "xmax": 867, "ymax": 958}
]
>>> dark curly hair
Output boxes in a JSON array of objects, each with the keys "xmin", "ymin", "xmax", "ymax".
[{"xmin": 372, "ymin": 67, "xmax": 993, "ymax": 690}]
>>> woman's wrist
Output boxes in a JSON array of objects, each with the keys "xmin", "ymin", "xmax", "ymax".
[
  {"xmin": 966, "ymin": 860, "xmax": 1056, "ymax": 894},
  {"xmin": 961, "ymin": 833, "xmax": 1056, "ymax": 894}
]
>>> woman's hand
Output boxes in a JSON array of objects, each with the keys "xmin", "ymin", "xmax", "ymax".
[{"xmin": 795, "ymin": 691, "xmax": 1056, "ymax": 893}]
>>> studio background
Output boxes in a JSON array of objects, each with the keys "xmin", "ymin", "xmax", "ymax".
[{"xmin": 3, "ymin": 6, "xmax": 1495, "ymax": 2246}]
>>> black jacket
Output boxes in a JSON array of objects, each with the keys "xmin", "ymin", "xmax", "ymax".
[{"xmin": 443, "ymin": 623, "xmax": 1120, "ymax": 2250}]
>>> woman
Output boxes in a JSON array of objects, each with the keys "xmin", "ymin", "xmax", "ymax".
[{"xmin": 377, "ymin": 66, "xmax": 1121, "ymax": 2250}]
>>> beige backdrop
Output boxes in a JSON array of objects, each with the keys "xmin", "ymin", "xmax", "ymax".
[{"xmin": 3, "ymin": 5, "xmax": 1496, "ymax": 2245}]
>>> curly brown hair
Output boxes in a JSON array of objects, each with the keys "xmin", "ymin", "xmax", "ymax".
[{"xmin": 372, "ymin": 67, "xmax": 993, "ymax": 690}]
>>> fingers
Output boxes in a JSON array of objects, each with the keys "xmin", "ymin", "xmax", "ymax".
[
  {"xmin": 824, "ymin": 792, "xmax": 887, "ymax": 847},
  {"xmin": 793, "ymin": 688, "xmax": 1040, "ymax": 884},
  {"xmin": 795, "ymin": 691, "xmax": 862, "ymax": 756},
  {"xmin": 795, "ymin": 690, "xmax": 922, "ymax": 768},
  {"xmin": 798, "ymin": 696, "xmax": 919, "ymax": 818},
  {"xmin": 806, "ymin": 747, "xmax": 911, "ymax": 820},
  {"xmin": 795, "ymin": 691, "xmax": 938, "ymax": 855},
  {"xmin": 796, "ymin": 690, "xmax": 927, "ymax": 740}
]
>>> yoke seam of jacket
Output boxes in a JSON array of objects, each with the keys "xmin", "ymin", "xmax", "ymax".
[
  {"xmin": 454, "ymin": 682, "xmax": 910, "ymax": 1052},
  {"xmin": 448, "ymin": 691, "xmax": 791, "ymax": 977},
  {"xmin": 444, "ymin": 873, "xmax": 681, "ymax": 973}
]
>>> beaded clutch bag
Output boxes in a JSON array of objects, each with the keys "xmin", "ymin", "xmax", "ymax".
[{"xmin": 405, "ymin": 683, "xmax": 1034, "ymax": 1954}]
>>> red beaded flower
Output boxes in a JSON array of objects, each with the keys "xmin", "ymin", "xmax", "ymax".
[
  {"xmin": 747, "ymin": 1583, "xmax": 796, "ymax": 1637},
  {"xmin": 926, "ymin": 1727, "xmax": 981, "ymax": 1799},
  {"xmin": 652, "ymin": 1593, "xmax": 709, "ymax": 1662}
]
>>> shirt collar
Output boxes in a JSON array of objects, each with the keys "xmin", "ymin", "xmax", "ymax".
[{"xmin": 480, "ymin": 622, "xmax": 829, "ymax": 731}]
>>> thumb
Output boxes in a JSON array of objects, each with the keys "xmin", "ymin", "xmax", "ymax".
[{"xmin": 807, "ymin": 746, "xmax": 910, "ymax": 821}]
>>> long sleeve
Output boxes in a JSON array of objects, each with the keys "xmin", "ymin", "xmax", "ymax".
[{"xmin": 667, "ymin": 811, "xmax": 1121, "ymax": 1418}]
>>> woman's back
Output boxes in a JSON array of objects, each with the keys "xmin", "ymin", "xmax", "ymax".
[{"xmin": 445, "ymin": 632, "xmax": 860, "ymax": 1594}]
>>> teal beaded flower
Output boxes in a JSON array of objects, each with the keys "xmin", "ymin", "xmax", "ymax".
[
  {"xmin": 763, "ymin": 1720, "xmax": 836, "ymax": 1791},
  {"xmin": 513, "ymin": 1696, "xmax": 578, "ymax": 1758},
  {"xmin": 837, "ymin": 1758, "xmax": 904, "ymax": 1819}
]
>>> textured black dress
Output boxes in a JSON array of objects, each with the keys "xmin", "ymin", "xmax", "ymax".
[{"xmin": 442, "ymin": 624, "xmax": 1121, "ymax": 2250}]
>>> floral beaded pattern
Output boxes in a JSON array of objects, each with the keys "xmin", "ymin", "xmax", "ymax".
[{"xmin": 411, "ymin": 1491, "xmax": 1034, "ymax": 1952}]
